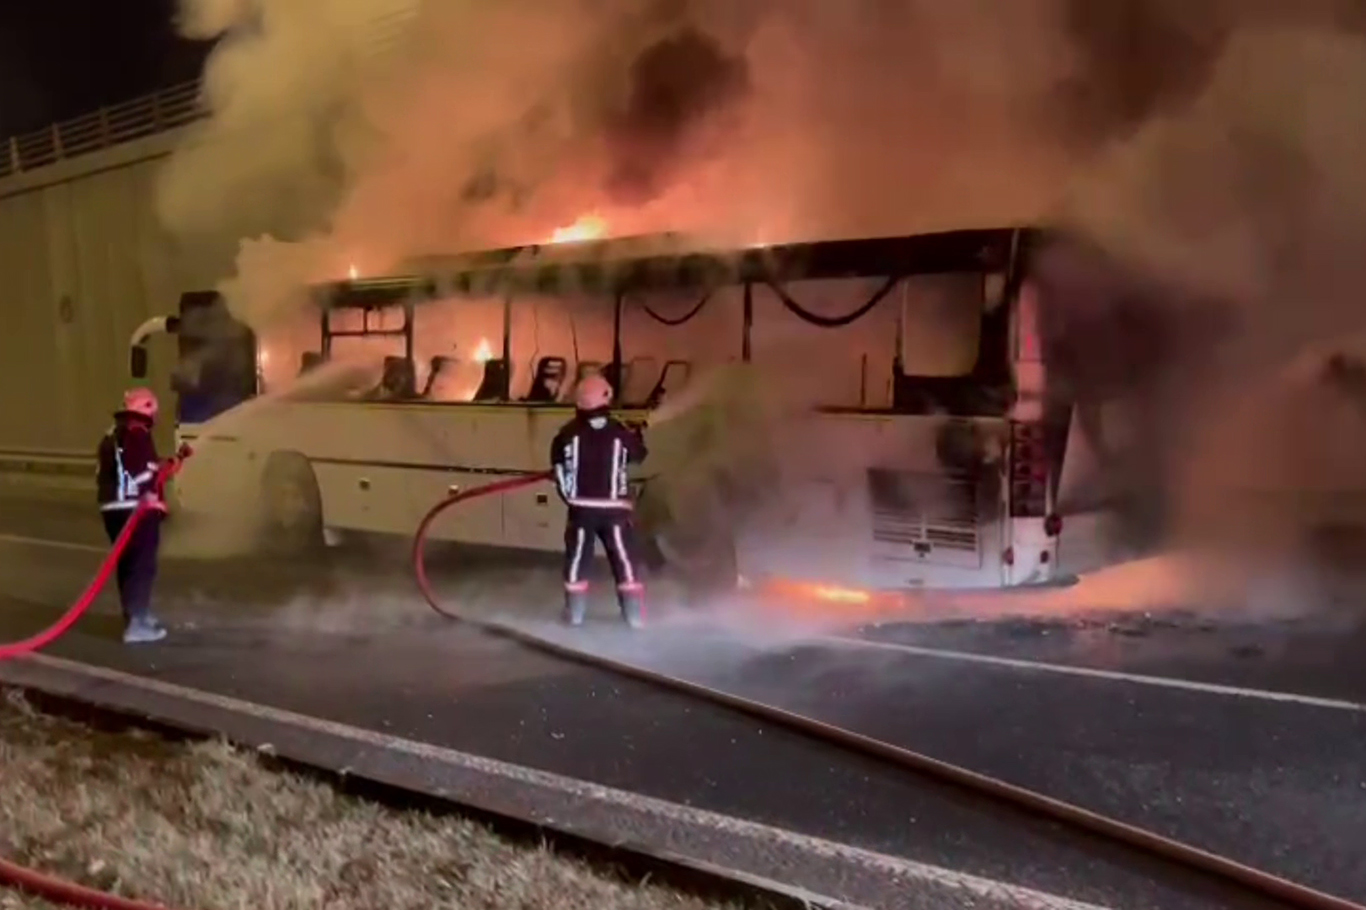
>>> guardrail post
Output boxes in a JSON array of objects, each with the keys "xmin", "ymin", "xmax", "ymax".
[
  {"xmin": 50, "ymin": 123, "xmax": 62, "ymax": 160},
  {"xmin": 98, "ymin": 107, "xmax": 111, "ymax": 146},
  {"xmin": 7, "ymin": 136, "xmax": 18, "ymax": 174},
  {"xmin": 151, "ymin": 92, "xmax": 162, "ymax": 130}
]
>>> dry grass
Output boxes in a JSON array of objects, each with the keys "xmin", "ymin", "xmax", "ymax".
[{"xmin": 0, "ymin": 689, "xmax": 741, "ymax": 910}]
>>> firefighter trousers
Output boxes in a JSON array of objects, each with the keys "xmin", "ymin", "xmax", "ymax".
[
  {"xmin": 101, "ymin": 509, "xmax": 161, "ymax": 623},
  {"xmin": 562, "ymin": 507, "xmax": 644, "ymax": 625}
]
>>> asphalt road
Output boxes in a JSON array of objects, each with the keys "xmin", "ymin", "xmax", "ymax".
[{"xmin": 0, "ymin": 496, "xmax": 1361, "ymax": 910}]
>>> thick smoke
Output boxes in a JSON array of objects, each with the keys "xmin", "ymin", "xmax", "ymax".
[
  {"xmin": 156, "ymin": 0, "xmax": 1366, "ymax": 325},
  {"xmin": 157, "ymin": 0, "xmax": 1088, "ymax": 330},
  {"xmin": 1045, "ymin": 11, "xmax": 1366, "ymax": 607},
  {"xmin": 157, "ymin": 0, "xmax": 1366, "ymax": 613}
]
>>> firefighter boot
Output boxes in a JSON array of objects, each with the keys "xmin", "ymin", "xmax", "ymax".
[
  {"xmin": 563, "ymin": 588, "xmax": 588, "ymax": 627},
  {"xmin": 618, "ymin": 588, "xmax": 644, "ymax": 629}
]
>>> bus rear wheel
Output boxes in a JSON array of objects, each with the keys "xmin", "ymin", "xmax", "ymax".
[
  {"xmin": 638, "ymin": 486, "xmax": 738, "ymax": 599},
  {"xmin": 260, "ymin": 452, "xmax": 323, "ymax": 556},
  {"xmin": 651, "ymin": 530, "xmax": 738, "ymax": 598}
]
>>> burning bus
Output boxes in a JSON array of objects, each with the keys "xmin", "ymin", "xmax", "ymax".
[{"xmin": 130, "ymin": 225, "xmax": 1095, "ymax": 595}]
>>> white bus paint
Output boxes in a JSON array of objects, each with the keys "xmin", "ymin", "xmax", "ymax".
[
  {"xmin": 819, "ymin": 635, "xmax": 1366, "ymax": 713},
  {"xmin": 1, "ymin": 652, "xmax": 1113, "ymax": 910}
]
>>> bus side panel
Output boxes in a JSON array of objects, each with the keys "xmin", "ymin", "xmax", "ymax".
[
  {"xmin": 277, "ymin": 402, "xmax": 523, "ymax": 547},
  {"xmin": 165, "ymin": 433, "xmax": 265, "ymax": 558},
  {"xmin": 189, "ymin": 401, "xmax": 578, "ymax": 550},
  {"xmin": 499, "ymin": 482, "xmax": 565, "ymax": 552},
  {"xmin": 313, "ymin": 462, "xmax": 434, "ymax": 538},
  {"xmin": 397, "ymin": 467, "xmax": 509, "ymax": 546}
]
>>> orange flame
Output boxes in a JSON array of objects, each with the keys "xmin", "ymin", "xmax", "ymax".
[
  {"xmin": 762, "ymin": 578, "xmax": 877, "ymax": 607},
  {"xmin": 348, "ymin": 264, "xmax": 359, "ymax": 281},
  {"xmin": 809, "ymin": 584, "xmax": 873, "ymax": 605},
  {"xmin": 548, "ymin": 214, "xmax": 608, "ymax": 244},
  {"xmin": 473, "ymin": 338, "xmax": 493, "ymax": 362}
]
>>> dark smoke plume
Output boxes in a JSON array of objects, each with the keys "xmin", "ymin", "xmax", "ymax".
[{"xmin": 604, "ymin": 24, "xmax": 751, "ymax": 205}]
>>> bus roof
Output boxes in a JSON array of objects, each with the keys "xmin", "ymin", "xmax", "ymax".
[{"xmin": 314, "ymin": 226, "xmax": 1038, "ymax": 310}]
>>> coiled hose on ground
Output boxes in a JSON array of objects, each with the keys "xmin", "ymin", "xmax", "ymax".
[{"xmin": 413, "ymin": 475, "xmax": 1365, "ymax": 910}]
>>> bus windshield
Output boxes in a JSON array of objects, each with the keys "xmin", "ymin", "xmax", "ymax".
[{"xmin": 172, "ymin": 292, "xmax": 258, "ymax": 424}]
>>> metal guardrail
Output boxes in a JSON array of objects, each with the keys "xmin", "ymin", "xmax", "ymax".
[
  {"xmin": 0, "ymin": 5, "xmax": 421, "ymax": 181},
  {"xmin": 0, "ymin": 80, "xmax": 204, "ymax": 179},
  {"xmin": 0, "ymin": 449, "xmax": 95, "ymax": 478}
]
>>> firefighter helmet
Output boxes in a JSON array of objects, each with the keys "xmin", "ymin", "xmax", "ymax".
[
  {"xmin": 574, "ymin": 372, "xmax": 613, "ymax": 411},
  {"xmin": 122, "ymin": 387, "xmax": 159, "ymax": 420}
]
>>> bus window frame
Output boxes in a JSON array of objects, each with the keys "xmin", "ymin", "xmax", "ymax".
[
  {"xmin": 320, "ymin": 297, "xmax": 416, "ymax": 360},
  {"xmin": 303, "ymin": 228, "xmax": 1032, "ymax": 414}
]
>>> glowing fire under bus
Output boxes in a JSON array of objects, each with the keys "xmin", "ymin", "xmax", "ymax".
[{"xmin": 131, "ymin": 226, "xmax": 1076, "ymax": 593}]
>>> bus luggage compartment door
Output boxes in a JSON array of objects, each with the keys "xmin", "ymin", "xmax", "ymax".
[{"xmin": 866, "ymin": 468, "xmax": 985, "ymax": 570}]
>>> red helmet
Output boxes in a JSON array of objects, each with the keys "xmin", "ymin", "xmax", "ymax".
[
  {"xmin": 122, "ymin": 387, "xmax": 159, "ymax": 420},
  {"xmin": 574, "ymin": 372, "xmax": 613, "ymax": 411}
]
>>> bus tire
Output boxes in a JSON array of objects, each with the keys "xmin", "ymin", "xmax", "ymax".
[
  {"xmin": 260, "ymin": 451, "xmax": 323, "ymax": 555},
  {"xmin": 644, "ymin": 500, "xmax": 739, "ymax": 599},
  {"xmin": 636, "ymin": 477, "xmax": 739, "ymax": 599}
]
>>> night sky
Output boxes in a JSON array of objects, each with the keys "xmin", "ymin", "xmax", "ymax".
[{"xmin": 0, "ymin": 0, "xmax": 210, "ymax": 139}]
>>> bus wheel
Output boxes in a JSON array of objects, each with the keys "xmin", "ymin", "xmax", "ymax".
[
  {"xmin": 260, "ymin": 452, "xmax": 323, "ymax": 556},
  {"xmin": 637, "ymin": 480, "xmax": 738, "ymax": 600}
]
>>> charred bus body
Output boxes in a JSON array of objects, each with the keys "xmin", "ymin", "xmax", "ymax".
[{"xmin": 129, "ymin": 227, "xmax": 1132, "ymax": 597}]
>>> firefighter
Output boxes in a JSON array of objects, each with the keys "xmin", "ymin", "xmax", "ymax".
[
  {"xmin": 550, "ymin": 371, "xmax": 648, "ymax": 627},
  {"xmin": 96, "ymin": 387, "xmax": 169, "ymax": 644}
]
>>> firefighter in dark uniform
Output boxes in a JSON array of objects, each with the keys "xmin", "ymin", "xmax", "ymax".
[
  {"xmin": 550, "ymin": 371, "xmax": 648, "ymax": 627},
  {"xmin": 96, "ymin": 387, "xmax": 169, "ymax": 644}
]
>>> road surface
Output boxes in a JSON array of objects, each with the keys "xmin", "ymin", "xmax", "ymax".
[{"xmin": 0, "ymin": 495, "xmax": 1361, "ymax": 910}]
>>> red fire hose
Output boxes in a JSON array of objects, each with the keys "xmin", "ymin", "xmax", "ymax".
[
  {"xmin": 412, "ymin": 472, "xmax": 552, "ymax": 620},
  {"xmin": 0, "ymin": 446, "xmax": 191, "ymax": 910},
  {"xmin": 413, "ymin": 476, "xmax": 1365, "ymax": 910},
  {"xmin": 0, "ymin": 861, "xmax": 174, "ymax": 910}
]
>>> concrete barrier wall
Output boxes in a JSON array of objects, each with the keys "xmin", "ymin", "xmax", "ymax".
[{"xmin": 0, "ymin": 133, "xmax": 230, "ymax": 486}]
